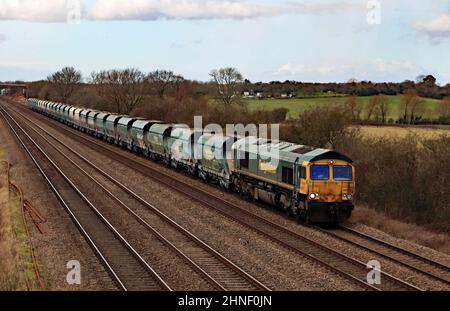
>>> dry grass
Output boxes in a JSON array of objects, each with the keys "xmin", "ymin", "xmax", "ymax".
[
  {"xmin": 0, "ymin": 149, "xmax": 38, "ymax": 290},
  {"xmin": 351, "ymin": 205, "xmax": 450, "ymax": 255},
  {"xmin": 357, "ymin": 125, "xmax": 450, "ymax": 140}
]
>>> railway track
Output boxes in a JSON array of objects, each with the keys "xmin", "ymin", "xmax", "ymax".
[
  {"xmin": 317, "ymin": 225, "xmax": 450, "ymax": 286},
  {"xmin": 2, "ymin": 103, "xmax": 269, "ymax": 292},
  {"xmin": 9, "ymin": 104, "xmax": 426, "ymax": 291},
  {"xmin": 0, "ymin": 105, "xmax": 171, "ymax": 291}
]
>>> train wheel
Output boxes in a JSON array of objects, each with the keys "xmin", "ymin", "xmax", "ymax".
[
  {"xmin": 247, "ymin": 187, "xmax": 255, "ymax": 201},
  {"xmin": 188, "ymin": 165, "xmax": 197, "ymax": 176},
  {"xmin": 199, "ymin": 171, "xmax": 208, "ymax": 182},
  {"xmin": 279, "ymin": 194, "xmax": 292, "ymax": 214},
  {"xmin": 298, "ymin": 201, "xmax": 308, "ymax": 222},
  {"xmin": 239, "ymin": 182, "xmax": 248, "ymax": 198}
]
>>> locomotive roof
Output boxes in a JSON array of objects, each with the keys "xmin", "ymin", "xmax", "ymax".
[{"xmin": 233, "ymin": 136, "xmax": 353, "ymax": 163}]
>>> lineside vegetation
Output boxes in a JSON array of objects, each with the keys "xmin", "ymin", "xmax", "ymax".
[
  {"xmin": 26, "ymin": 67, "xmax": 450, "ymax": 234},
  {"xmin": 0, "ymin": 149, "xmax": 41, "ymax": 290}
]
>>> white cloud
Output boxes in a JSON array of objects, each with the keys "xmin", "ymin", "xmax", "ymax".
[
  {"xmin": 90, "ymin": 0, "xmax": 278, "ymax": 20},
  {"xmin": 276, "ymin": 59, "xmax": 418, "ymax": 80},
  {"xmin": 369, "ymin": 59, "xmax": 416, "ymax": 74},
  {"xmin": 413, "ymin": 14, "xmax": 450, "ymax": 44},
  {"xmin": 0, "ymin": 0, "xmax": 69, "ymax": 22},
  {"xmin": 317, "ymin": 64, "xmax": 338, "ymax": 74},
  {"xmin": 276, "ymin": 63, "xmax": 306, "ymax": 75},
  {"xmin": 89, "ymin": 0, "xmax": 362, "ymax": 21},
  {"xmin": 0, "ymin": 60, "xmax": 51, "ymax": 71},
  {"xmin": 276, "ymin": 63, "xmax": 344, "ymax": 76},
  {"xmin": 0, "ymin": 0, "xmax": 361, "ymax": 22}
]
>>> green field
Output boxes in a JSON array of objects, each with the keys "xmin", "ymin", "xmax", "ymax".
[{"xmin": 245, "ymin": 95, "xmax": 442, "ymax": 120}]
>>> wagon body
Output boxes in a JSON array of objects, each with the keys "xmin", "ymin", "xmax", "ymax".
[
  {"xmin": 104, "ymin": 115, "xmax": 123, "ymax": 142},
  {"xmin": 130, "ymin": 120, "xmax": 160, "ymax": 152}
]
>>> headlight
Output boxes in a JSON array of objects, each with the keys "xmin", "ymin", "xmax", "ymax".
[
  {"xmin": 309, "ymin": 193, "xmax": 319, "ymax": 200},
  {"xmin": 343, "ymin": 194, "xmax": 353, "ymax": 200}
]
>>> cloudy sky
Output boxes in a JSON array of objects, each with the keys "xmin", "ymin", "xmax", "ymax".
[{"xmin": 0, "ymin": 0, "xmax": 450, "ymax": 83}]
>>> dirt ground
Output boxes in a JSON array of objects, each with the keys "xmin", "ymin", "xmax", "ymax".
[{"xmin": 0, "ymin": 102, "xmax": 116, "ymax": 291}]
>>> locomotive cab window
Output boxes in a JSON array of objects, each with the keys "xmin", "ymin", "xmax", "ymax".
[
  {"xmin": 300, "ymin": 166, "xmax": 307, "ymax": 179},
  {"xmin": 282, "ymin": 167, "xmax": 294, "ymax": 184},
  {"xmin": 333, "ymin": 165, "xmax": 353, "ymax": 181},
  {"xmin": 311, "ymin": 165, "xmax": 329, "ymax": 180}
]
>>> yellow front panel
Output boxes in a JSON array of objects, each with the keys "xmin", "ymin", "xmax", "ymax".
[{"xmin": 306, "ymin": 160, "xmax": 355, "ymax": 202}]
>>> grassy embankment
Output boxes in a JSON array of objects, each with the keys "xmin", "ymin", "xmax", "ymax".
[
  {"xmin": 245, "ymin": 94, "xmax": 449, "ymax": 138},
  {"xmin": 352, "ymin": 206, "xmax": 450, "ymax": 254},
  {"xmin": 0, "ymin": 147, "xmax": 40, "ymax": 290},
  {"xmin": 245, "ymin": 95, "xmax": 442, "ymax": 120}
]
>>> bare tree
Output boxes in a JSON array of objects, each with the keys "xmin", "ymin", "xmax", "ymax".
[
  {"xmin": 148, "ymin": 70, "xmax": 184, "ymax": 98},
  {"xmin": 172, "ymin": 74, "xmax": 185, "ymax": 100},
  {"xmin": 47, "ymin": 67, "xmax": 82, "ymax": 102},
  {"xmin": 365, "ymin": 95, "xmax": 381, "ymax": 121},
  {"xmin": 378, "ymin": 95, "xmax": 389, "ymax": 124},
  {"xmin": 209, "ymin": 67, "xmax": 244, "ymax": 106},
  {"xmin": 345, "ymin": 96, "xmax": 362, "ymax": 121},
  {"xmin": 409, "ymin": 97, "xmax": 426, "ymax": 124},
  {"xmin": 92, "ymin": 69, "xmax": 146, "ymax": 114},
  {"xmin": 437, "ymin": 97, "xmax": 450, "ymax": 118},
  {"xmin": 400, "ymin": 90, "xmax": 425, "ymax": 124}
]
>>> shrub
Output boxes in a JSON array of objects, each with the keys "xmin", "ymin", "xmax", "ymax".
[
  {"xmin": 336, "ymin": 134, "xmax": 450, "ymax": 232},
  {"xmin": 281, "ymin": 105, "xmax": 353, "ymax": 149}
]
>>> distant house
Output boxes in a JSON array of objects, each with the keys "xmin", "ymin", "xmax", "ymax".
[
  {"xmin": 243, "ymin": 90, "xmax": 266, "ymax": 99},
  {"xmin": 280, "ymin": 91, "xmax": 295, "ymax": 99},
  {"xmin": 243, "ymin": 90, "xmax": 256, "ymax": 99},
  {"xmin": 255, "ymin": 90, "xmax": 264, "ymax": 98}
]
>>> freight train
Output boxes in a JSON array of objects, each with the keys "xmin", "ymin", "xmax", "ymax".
[{"xmin": 27, "ymin": 98, "xmax": 355, "ymax": 224}]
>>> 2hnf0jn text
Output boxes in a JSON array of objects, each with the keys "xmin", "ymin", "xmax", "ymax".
[{"xmin": 178, "ymin": 295, "xmax": 272, "ymax": 309}]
